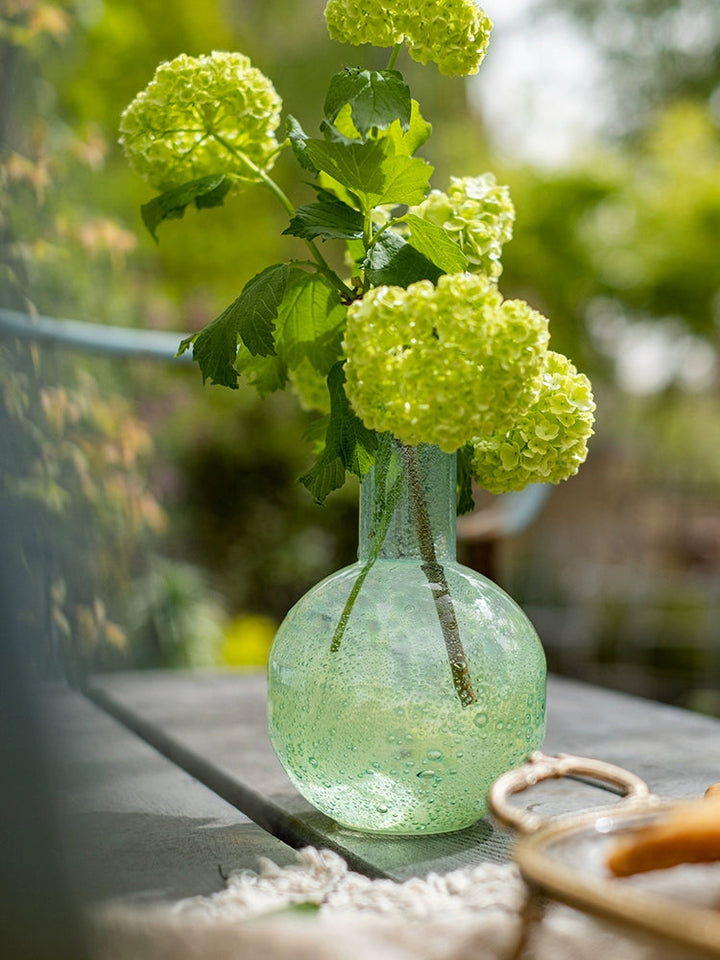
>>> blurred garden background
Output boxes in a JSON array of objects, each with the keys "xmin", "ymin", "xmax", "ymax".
[{"xmin": 2, "ymin": 0, "xmax": 719, "ymax": 711}]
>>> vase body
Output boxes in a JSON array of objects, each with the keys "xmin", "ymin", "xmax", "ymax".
[{"xmin": 267, "ymin": 440, "xmax": 546, "ymax": 834}]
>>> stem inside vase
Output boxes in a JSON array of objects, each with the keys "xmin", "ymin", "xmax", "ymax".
[
  {"xmin": 401, "ymin": 443, "xmax": 477, "ymax": 708},
  {"xmin": 330, "ymin": 437, "xmax": 477, "ymax": 708}
]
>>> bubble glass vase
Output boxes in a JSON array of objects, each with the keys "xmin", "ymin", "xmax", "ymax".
[{"xmin": 267, "ymin": 439, "xmax": 546, "ymax": 834}]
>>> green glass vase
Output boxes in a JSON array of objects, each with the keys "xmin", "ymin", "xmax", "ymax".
[{"xmin": 267, "ymin": 439, "xmax": 546, "ymax": 834}]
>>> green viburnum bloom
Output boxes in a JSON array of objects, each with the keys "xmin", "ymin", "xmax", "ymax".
[
  {"xmin": 119, "ymin": 51, "xmax": 282, "ymax": 192},
  {"xmin": 343, "ymin": 273, "xmax": 550, "ymax": 453},
  {"xmin": 410, "ymin": 174, "xmax": 515, "ymax": 279},
  {"xmin": 289, "ymin": 359, "xmax": 332, "ymax": 415},
  {"xmin": 470, "ymin": 352, "xmax": 596, "ymax": 494},
  {"xmin": 324, "ymin": 0, "xmax": 492, "ymax": 77}
]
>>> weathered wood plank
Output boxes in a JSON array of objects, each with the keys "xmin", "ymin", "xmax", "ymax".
[
  {"xmin": 85, "ymin": 670, "xmax": 720, "ymax": 881},
  {"xmin": 544, "ymin": 674, "xmax": 720, "ymax": 808},
  {"xmin": 45, "ymin": 689, "xmax": 296, "ymax": 903}
]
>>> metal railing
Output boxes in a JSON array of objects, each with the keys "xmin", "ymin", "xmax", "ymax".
[{"xmin": 0, "ymin": 307, "xmax": 192, "ymax": 362}]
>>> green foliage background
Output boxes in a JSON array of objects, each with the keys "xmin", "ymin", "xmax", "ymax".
[{"xmin": 2, "ymin": 0, "xmax": 720, "ymax": 704}]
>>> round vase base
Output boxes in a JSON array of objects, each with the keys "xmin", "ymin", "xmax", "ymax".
[{"xmin": 331, "ymin": 815, "xmax": 483, "ymax": 836}]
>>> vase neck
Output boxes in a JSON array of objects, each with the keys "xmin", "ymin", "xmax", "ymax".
[{"xmin": 358, "ymin": 440, "xmax": 457, "ymax": 562}]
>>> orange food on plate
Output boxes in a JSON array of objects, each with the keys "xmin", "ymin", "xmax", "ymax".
[{"xmin": 607, "ymin": 790, "xmax": 720, "ymax": 878}]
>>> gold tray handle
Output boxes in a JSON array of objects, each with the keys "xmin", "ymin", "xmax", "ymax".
[{"xmin": 490, "ymin": 751, "xmax": 653, "ymax": 834}]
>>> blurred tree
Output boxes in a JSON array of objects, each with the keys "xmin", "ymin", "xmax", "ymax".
[
  {"xmin": 4, "ymin": 0, "xmax": 719, "ymax": 693},
  {"xmin": 492, "ymin": 0, "xmax": 720, "ymax": 373},
  {"xmin": 0, "ymin": 1, "xmax": 212, "ymax": 674},
  {"xmin": 1, "ymin": 0, "xmax": 373, "ymax": 659},
  {"xmin": 500, "ymin": 99, "xmax": 720, "ymax": 372},
  {"xmin": 582, "ymin": 102, "xmax": 720, "ymax": 337},
  {"xmin": 498, "ymin": 165, "xmax": 615, "ymax": 370},
  {"xmin": 539, "ymin": 0, "xmax": 720, "ymax": 135}
]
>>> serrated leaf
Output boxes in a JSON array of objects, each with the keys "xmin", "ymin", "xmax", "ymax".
[
  {"xmin": 141, "ymin": 175, "xmax": 231, "ymax": 242},
  {"xmin": 178, "ymin": 264, "xmax": 289, "ymax": 388},
  {"xmin": 178, "ymin": 311, "xmax": 239, "ymax": 389},
  {"xmin": 386, "ymin": 100, "xmax": 432, "ymax": 156},
  {"xmin": 329, "ymin": 103, "xmax": 362, "ymax": 141},
  {"xmin": 345, "ymin": 237, "xmax": 366, "ymax": 270},
  {"xmin": 377, "ymin": 152, "xmax": 433, "ymax": 207},
  {"xmin": 402, "ymin": 214, "xmax": 468, "ymax": 273},
  {"xmin": 237, "ymin": 263, "xmax": 290, "ymax": 356},
  {"xmin": 283, "ymin": 200, "xmax": 364, "ymax": 241},
  {"xmin": 324, "ymin": 68, "xmax": 411, "ymax": 138},
  {"xmin": 194, "ymin": 178, "xmax": 232, "ymax": 210},
  {"xmin": 319, "ymin": 118, "xmax": 359, "ymax": 145},
  {"xmin": 287, "ymin": 115, "xmax": 317, "ymax": 173},
  {"xmin": 177, "ymin": 333, "xmax": 195, "ymax": 357},
  {"xmin": 456, "ymin": 445, "xmax": 476, "ymax": 516},
  {"xmin": 304, "ymin": 138, "xmax": 432, "ymax": 211},
  {"xmin": 276, "ymin": 270, "xmax": 347, "ymax": 374},
  {"xmin": 316, "ymin": 170, "xmax": 362, "ymax": 212},
  {"xmin": 303, "ymin": 413, "xmax": 330, "ymax": 453},
  {"xmin": 299, "ymin": 363, "xmax": 379, "ymax": 502},
  {"xmin": 300, "ymin": 458, "xmax": 347, "ymax": 503},
  {"xmin": 310, "ymin": 183, "xmax": 345, "ymax": 203},
  {"xmin": 304, "ymin": 138, "xmax": 385, "ymax": 205},
  {"xmin": 332, "ymin": 99, "xmax": 431, "ymax": 157},
  {"xmin": 236, "ymin": 343, "xmax": 288, "ymax": 397},
  {"xmin": 364, "ymin": 231, "xmax": 443, "ymax": 288}
]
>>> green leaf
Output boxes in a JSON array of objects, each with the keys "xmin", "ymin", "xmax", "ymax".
[
  {"xmin": 324, "ymin": 69, "xmax": 411, "ymax": 138},
  {"xmin": 194, "ymin": 178, "xmax": 232, "ymax": 210},
  {"xmin": 299, "ymin": 363, "xmax": 379, "ymax": 502},
  {"xmin": 366, "ymin": 434, "xmax": 404, "ymax": 548},
  {"xmin": 255, "ymin": 900, "xmax": 323, "ymax": 920},
  {"xmin": 304, "ymin": 137, "xmax": 432, "ymax": 211},
  {"xmin": 177, "ymin": 314, "xmax": 238, "ymax": 389},
  {"xmin": 304, "ymin": 138, "xmax": 385, "ymax": 205},
  {"xmin": 303, "ymin": 414, "xmax": 330, "ymax": 453},
  {"xmin": 287, "ymin": 115, "xmax": 317, "ymax": 173},
  {"xmin": 345, "ymin": 237, "xmax": 365, "ymax": 270},
  {"xmin": 236, "ymin": 263, "xmax": 290, "ymax": 357},
  {"xmin": 375, "ymin": 150, "xmax": 433, "ymax": 208},
  {"xmin": 283, "ymin": 199, "xmax": 364, "ymax": 241},
  {"xmin": 177, "ymin": 264, "xmax": 289, "ymax": 388},
  {"xmin": 141, "ymin": 175, "xmax": 231, "ymax": 242},
  {"xmin": 328, "ymin": 103, "xmax": 362, "ymax": 141},
  {"xmin": 456, "ymin": 445, "xmax": 476, "ymax": 516},
  {"xmin": 310, "ymin": 183, "xmax": 346, "ymax": 203},
  {"xmin": 364, "ymin": 231, "xmax": 443, "ymax": 288},
  {"xmin": 332, "ymin": 98, "xmax": 432, "ymax": 157},
  {"xmin": 401, "ymin": 214, "xmax": 468, "ymax": 273},
  {"xmin": 386, "ymin": 100, "xmax": 432, "ymax": 156},
  {"xmin": 236, "ymin": 344, "xmax": 288, "ymax": 397},
  {"xmin": 319, "ymin": 117, "xmax": 359, "ymax": 146},
  {"xmin": 316, "ymin": 171, "xmax": 362, "ymax": 212},
  {"xmin": 276, "ymin": 270, "xmax": 347, "ymax": 374}
]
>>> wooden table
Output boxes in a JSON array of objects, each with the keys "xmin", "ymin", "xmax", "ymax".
[{"xmin": 47, "ymin": 668, "xmax": 720, "ymax": 904}]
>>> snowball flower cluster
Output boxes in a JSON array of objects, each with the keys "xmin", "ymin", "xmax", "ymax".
[
  {"xmin": 410, "ymin": 174, "xmax": 515, "ymax": 279},
  {"xmin": 119, "ymin": 52, "xmax": 282, "ymax": 192},
  {"xmin": 324, "ymin": 0, "xmax": 492, "ymax": 77},
  {"xmin": 470, "ymin": 352, "xmax": 596, "ymax": 493},
  {"xmin": 289, "ymin": 359, "xmax": 332, "ymax": 414},
  {"xmin": 343, "ymin": 273, "xmax": 550, "ymax": 452}
]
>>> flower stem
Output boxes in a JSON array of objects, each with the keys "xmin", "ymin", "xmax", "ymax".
[
  {"xmin": 365, "ymin": 217, "xmax": 400, "ymax": 250},
  {"xmin": 387, "ymin": 43, "xmax": 403, "ymax": 70},
  {"xmin": 329, "ymin": 563, "xmax": 371, "ymax": 654},
  {"xmin": 330, "ymin": 463, "xmax": 404, "ymax": 653},
  {"xmin": 401, "ymin": 443, "xmax": 478, "ymax": 708},
  {"xmin": 212, "ymin": 135, "xmax": 354, "ymax": 300},
  {"xmin": 254, "ymin": 166, "xmax": 353, "ymax": 298}
]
